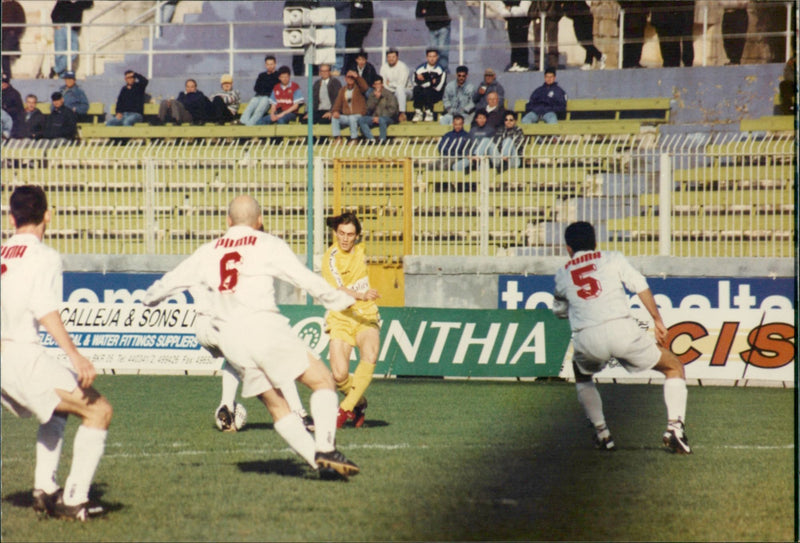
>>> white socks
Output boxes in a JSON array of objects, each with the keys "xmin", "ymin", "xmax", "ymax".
[
  {"xmin": 280, "ymin": 383, "xmax": 306, "ymax": 416},
  {"xmin": 663, "ymin": 378, "xmax": 688, "ymax": 424},
  {"xmin": 576, "ymin": 381, "xmax": 606, "ymax": 431},
  {"xmin": 35, "ymin": 415, "xmax": 67, "ymax": 493},
  {"xmin": 309, "ymin": 389, "xmax": 338, "ymax": 453},
  {"xmin": 274, "ymin": 412, "xmax": 316, "ymax": 469},
  {"xmin": 219, "ymin": 361, "xmax": 240, "ymax": 409},
  {"xmin": 63, "ymin": 425, "xmax": 107, "ymax": 506}
]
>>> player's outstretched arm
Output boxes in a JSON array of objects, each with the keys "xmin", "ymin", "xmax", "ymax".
[
  {"xmin": 39, "ymin": 310, "xmax": 97, "ymax": 388},
  {"xmin": 636, "ymin": 288, "xmax": 667, "ymax": 347}
]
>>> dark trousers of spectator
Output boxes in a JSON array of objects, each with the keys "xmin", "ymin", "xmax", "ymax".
[
  {"xmin": 531, "ymin": 15, "xmax": 560, "ymax": 69},
  {"xmin": 621, "ymin": 11, "xmax": 647, "ymax": 68},
  {"xmin": 309, "ymin": 109, "xmax": 333, "ymax": 124},
  {"xmin": 507, "ymin": 17, "xmax": 531, "ymax": 68},
  {"xmin": 211, "ymin": 97, "xmax": 235, "ymax": 124},
  {"xmin": 571, "ymin": 13, "xmax": 602, "ymax": 64},
  {"xmin": 413, "ymin": 86, "xmax": 443, "ymax": 113},
  {"xmin": 653, "ymin": 9, "xmax": 694, "ymax": 67},
  {"xmin": 158, "ymin": 100, "xmax": 193, "ymax": 124},
  {"xmin": 344, "ymin": 22, "xmax": 371, "ymax": 71},
  {"xmin": 722, "ymin": 8, "xmax": 748, "ymax": 64}
]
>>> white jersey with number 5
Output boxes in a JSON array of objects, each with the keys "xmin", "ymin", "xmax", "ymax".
[{"xmin": 553, "ymin": 250, "xmax": 650, "ymax": 331}]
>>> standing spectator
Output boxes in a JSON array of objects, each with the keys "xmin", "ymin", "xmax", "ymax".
[
  {"xmin": 521, "ymin": 67, "xmax": 566, "ymax": 124},
  {"xmin": 492, "ymin": 111, "xmax": 527, "ymax": 171},
  {"xmin": 358, "ymin": 76, "xmax": 399, "ymax": 143},
  {"xmin": 484, "ymin": 91, "xmax": 505, "ymax": 131},
  {"xmin": 437, "ymin": 113, "xmax": 473, "ymax": 173},
  {"xmin": 12, "ymin": 94, "xmax": 46, "ymax": 139},
  {"xmin": 286, "ymin": 0, "xmax": 318, "ymax": 77},
  {"xmin": 778, "ymin": 53, "xmax": 796, "ymax": 115},
  {"xmin": 304, "ymin": 63, "xmax": 342, "ymax": 124},
  {"xmin": 472, "ymin": 67, "xmax": 505, "ymax": 111},
  {"xmin": 157, "ymin": 79, "xmax": 211, "ymax": 125},
  {"xmin": 321, "ymin": 0, "xmax": 350, "ymax": 76},
  {"xmin": 415, "ymin": 1, "xmax": 451, "ymax": 72},
  {"xmin": 240, "ymin": 55, "xmax": 279, "ymax": 126},
  {"xmin": 564, "ymin": 1, "xmax": 606, "ymax": 70},
  {"xmin": 411, "ymin": 48, "xmax": 447, "ymax": 122},
  {"xmin": 617, "ymin": 0, "xmax": 650, "ymax": 68},
  {"xmin": 720, "ymin": 0, "xmax": 748, "ymax": 65},
  {"xmin": 1, "ymin": 72, "xmax": 24, "ymax": 127},
  {"xmin": 344, "ymin": 1, "xmax": 373, "ymax": 73},
  {"xmin": 209, "ymin": 74, "xmax": 240, "ymax": 124},
  {"xmin": 50, "ymin": 0, "xmax": 93, "ymax": 79},
  {"xmin": 331, "ymin": 70, "xmax": 369, "ymax": 143},
  {"xmin": 42, "ymin": 92, "xmax": 77, "ymax": 143},
  {"xmin": 59, "ymin": 71, "xmax": 89, "ymax": 116},
  {"xmin": 501, "ymin": 1, "xmax": 532, "ymax": 72},
  {"xmin": 1, "ymin": 185, "xmax": 115, "ymax": 520},
  {"xmin": 553, "ymin": 221, "xmax": 691, "ymax": 454},
  {"xmin": 651, "ymin": 1, "xmax": 694, "ymax": 67},
  {"xmin": 379, "ymin": 47, "xmax": 410, "ymax": 122},
  {"xmin": 529, "ymin": 1, "xmax": 562, "ymax": 70},
  {"xmin": 2, "ymin": 0, "xmax": 26, "ymax": 78},
  {"xmin": 257, "ymin": 65, "xmax": 304, "ymax": 125},
  {"xmin": 440, "ymin": 65, "xmax": 476, "ymax": 126},
  {"xmin": 106, "ymin": 70, "xmax": 148, "ymax": 127},
  {"xmin": 353, "ymin": 50, "xmax": 379, "ymax": 88}
]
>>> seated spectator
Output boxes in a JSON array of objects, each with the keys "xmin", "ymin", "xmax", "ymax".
[
  {"xmin": 210, "ymin": 73, "xmax": 240, "ymax": 124},
  {"xmin": 42, "ymin": 91, "xmax": 77, "ymax": 143},
  {"xmin": 106, "ymin": 69, "xmax": 148, "ymax": 126},
  {"xmin": 379, "ymin": 47, "xmax": 410, "ymax": 122},
  {"xmin": 492, "ymin": 111, "xmax": 527, "ymax": 171},
  {"xmin": 59, "ymin": 70, "xmax": 89, "ymax": 117},
  {"xmin": 484, "ymin": 91, "xmax": 505, "ymax": 131},
  {"xmin": 11, "ymin": 94, "xmax": 45, "ymax": 139},
  {"xmin": 158, "ymin": 79, "xmax": 211, "ymax": 124},
  {"xmin": 256, "ymin": 66, "xmax": 303, "ymax": 125},
  {"xmin": 521, "ymin": 68, "xmax": 566, "ymax": 124},
  {"xmin": 353, "ymin": 50, "xmax": 379, "ymax": 88},
  {"xmin": 411, "ymin": 48, "xmax": 446, "ymax": 122},
  {"xmin": 331, "ymin": 70, "xmax": 369, "ymax": 144},
  {"xmin": 440, "ymin": 65, "xmax": 476, "ymax": 126},
  {"xmin": 437, "ymin": 113, "xmax": 473, "ymax": 172},
  {"xmin": 240, "ymin": 55, "xmax": 279, "ymax": 126},
  {"xmin": 472, "ymin": 68, "xmax": 505, "ymax": 111},
  {"xmin": 1, "ymin": 108, "xmax": 12, "ymax": 140},
  {"xmin": 358, "ymin": 76, "xmax": 399, "ymax": 143},
  {"xmin": 304, "ymin": 63, "xmax": 342, "ymax": 124},
  {"xmin": 468, "ymin": 109, "xmax": 498, "ymax": 167},
  {"xmin": 1, "ymin": 72, "xmax": 24, "ymax": 127}
]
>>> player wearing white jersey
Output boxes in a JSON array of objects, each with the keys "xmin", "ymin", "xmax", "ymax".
[
  {"xmin": 143, "ymin": 195, "xmax": 360, "ymax": 479},
  {"xmin": 553, "ymin": 221, "xmax": 691, "ymax": 454},
  {"xmin": 1, "ymin": 186, "xmax": 114, "ymax": 521}
]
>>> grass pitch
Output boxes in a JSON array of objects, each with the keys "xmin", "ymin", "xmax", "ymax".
[{"xmin": 1, "ymin": 376, "xmax": 794, "ymax": 542}]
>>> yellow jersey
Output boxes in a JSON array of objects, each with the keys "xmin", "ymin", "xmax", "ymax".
[{"xmin": 322, "ymin": 240, "xmax": 380, "ymax": 323}]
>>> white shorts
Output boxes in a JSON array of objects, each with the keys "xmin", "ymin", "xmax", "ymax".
[
  {"xmin": 194, "ymin": 316, "xmax": 223, "ymax": 359},
  {"xmin": 572, "ymin": 317, "xmax": 662, "ymax": 376},
  {"xmin": 219, "ymin": 312, "xmax": 310, "ymax": 397},
  {"xmin": 0, "ymin": 341, "xmax": 78, "ymax": 423}
]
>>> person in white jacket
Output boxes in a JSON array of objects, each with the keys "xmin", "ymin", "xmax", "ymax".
[{"xmin": 379, "ymin": 47, "xmax": 410, "ymax": 121}]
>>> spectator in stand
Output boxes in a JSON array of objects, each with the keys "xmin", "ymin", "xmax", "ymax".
[
  {"xmin": 720, "ymin": 1, "xmax": 748, "ymax": 65},
  {"xmin": 12, "ymin": 94, "xmax": 46, "ymax": 139},
  {"xmin": 157, "ymin": 79, "xmax": 212, "ymax": 125},
  {"xmin": 564, "ymin": 1, "xmax": 606, "ymax": 70},
  {"xmin": 651, "ymin": 1, "xmax": 694, "ymax": 67},
  {"xmin": 415, "ymin": 1, "xmax": 451, "ymax": 72},
  {"xmin": 2, "ymin": 0, "xmax": 26, "ymax": 78},
  {"xmin": 1, "ymin": 72, "xmax": 24, "ymax": 127},
  {"xmin": 240, "ymin": 55, "xmax": 279, "ymax": 126},
  {"xmin": 779, "ymin": 53, "xmax": 796, "ymax": 115},
  {"xmin": 43, "ymin": 91, "xmax": 77, "ymax": 143},
  {"xmin": 331, "ymin": 70, "xmax": 369, "ymax": 144},
  {"xmin": 492, "ymin": 111, "xmax": 527, "ymax": 172},
  {"xmin": 484, "ymin": 91, "xmax": 505, "ymax": 131},
  {"xmin": 521, "ymin": 67, "xmax": 566, "ymax": 124},
  {"xmin": 472, "ymin": 67, "xmax": 505, "ymax": 111},
  {"xmin": 59, "ymin": 71, "xmax": 89, "ymax": 117},
  {"xmin": 440, "ymin": 65, "xmax": 476, "ymax": 126},
  {"xmin": 379, "ymin": 48, "xmax": 410, "ymax": 122},
  {"xmin": 50, "ymin": 0, "xmax": 93, "ymax": 79},
  {"xmin": 501, "ymin": 1, "xmax": 532, "ymax": 72},
  {"xmin": 617, "ymin": 0, "xmax": 650, "ymax": 68},
  {"xmin": 304, "ymin": 63, "xmax": 342, "ymax": 124},
  {"xmin": 468, "ymin": 109, "xmax": 498, "ymax": 168},
  {"xmin": 358, "ymin": 76, "xmax": 399, "ymax": 143},
  {"xmin": 353, "ymin": 50, "xmax": 379, "ymax": 88},
  {"xmin": 530, "ymin": 1, "xmax": 562, "ymax": 70},
  {"xmin": 257, "ymin": 65, "xmax": 304, "ymax": 125},
  {"xmin": 210, "ymin": 74, "xmax": 240, "ymax": 124},
  {"xmin": 411, "ymin": 48, "xmax": 447, "ymax": 122},
  {"xmin": 344, "ymin": 1, "xmax": 374, "ymax": 73},
  {"xmin": 322, "ymin": 0, "xmax": 350, "ymax": 76},
  {"xmin": 437, "ymin": 114, "xmax": 473, "ymax": 172},
  {"xmin": 1, "ymin": 109, "xmax": 12, "ymax": 140},
  {"xmin": 106, "ymin": 70, "xmax": 148, "ymax": 127}
]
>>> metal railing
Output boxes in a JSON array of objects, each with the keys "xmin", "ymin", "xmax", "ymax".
[{"xmin": 1, "ymin": 132, "xmax": 794, "ymax": 260}]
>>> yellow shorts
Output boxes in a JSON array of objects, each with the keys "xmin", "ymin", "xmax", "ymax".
[{"xmin": 326, "ymin": 311, "xmax": 380, "ymax": 347}]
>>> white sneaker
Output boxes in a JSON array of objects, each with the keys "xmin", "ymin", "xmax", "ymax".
[
  {"xmin": 580, "ymin": 63, "xmax": 593, "ymax": 71},
  {"xmin": 423, "ymin": 110, "xmax": 434, "ymax": 122},
  {"xmin": 508, "ymin": 63, "xmax": 523, "ymax": 72},
  {"xmin": 598, "ymin": 53, "xmax": 607, "ymax": 70},
  {"xmin": 412, "ymin": 110, "xmax": 423, "ymax": 123}
]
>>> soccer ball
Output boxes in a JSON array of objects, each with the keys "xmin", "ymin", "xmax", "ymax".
[{"xmin": 215, "ymin": 402, "xmax": 247, "ymax": 432}]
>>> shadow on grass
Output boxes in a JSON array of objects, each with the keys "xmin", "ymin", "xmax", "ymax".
[
  {"xmin": 237, "ymin": 458, "xmax": 309, "ymax": 478},
  {"xmin": 2, "ymin": 482, "xmax": 124, "ymax": 515}
]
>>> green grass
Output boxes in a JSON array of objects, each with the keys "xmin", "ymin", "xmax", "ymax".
[{"xmin": 1, "ymin": 377, "xmax": 794, "ymax": 542}]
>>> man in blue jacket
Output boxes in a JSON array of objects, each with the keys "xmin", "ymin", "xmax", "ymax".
[
  {"xmin": 521, "ymin": 68, "xmax": 567, "ymax": 124},
  {"xmin": 437, "ymin": 114, "xmax": 473, "ymax": 172}
]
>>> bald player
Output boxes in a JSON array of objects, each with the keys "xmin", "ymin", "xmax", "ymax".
[{"xmin": 143, "ymin": 195, "xmax": 361, "ymax": 479}]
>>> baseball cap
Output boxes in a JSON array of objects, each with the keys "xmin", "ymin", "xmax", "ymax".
[
  {"xmin": 220, "ymin": 73, "xmax": 233, "ymax": 84},
  {"xmin": 63, "ymin": 71, "xmax": 76, "ymax": 79},
  {"xmin": 484, "ymin": 68, "xmax": 496, "ymax": 76}
]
